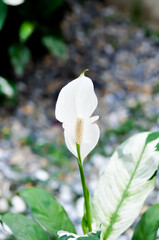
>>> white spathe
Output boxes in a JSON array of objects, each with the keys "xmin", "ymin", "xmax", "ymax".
[
  {"xmin": 3, "ymin": 0, "xmax": 25, "ymax": 6},
  {"xmin": 93, "ymin": 132, "xmax": 159, "ymax": 240},
  {"xmin": 55, "ymin": 73, "xmax": 100, "ymax": 161}
]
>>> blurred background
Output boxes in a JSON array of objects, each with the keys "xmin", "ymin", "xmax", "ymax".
[{"xmin": 0, "ymin": 0, "xmax": 159, "ymax": 239}]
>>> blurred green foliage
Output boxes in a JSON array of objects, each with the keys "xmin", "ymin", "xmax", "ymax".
[
  {"xmin": 37, "ymin": 0, "xmax": 64, "ymax": 16},
  {"xmin": 21, "ymin": 135, "xmax": 73, "ymax": 169},
  {"xmin": 0, "ymin": 0, "xmax": 68, "ymax": 81},
  {"xmin": 9, "ymin": 43, "xmax": 31, "ymax": 76},
  {"xmin": 0, "ymin": 1, "xmax": 7, "ymax": 30},
  {"xmin": 19, "ymin": 21, "xmax": 35, "ymax": 43},
  {"xmin": 93, "ymin": 102, "xmax": 159, "ymax": 158},
  {"xmin": 42, "ymin": 35, "xmax": 68, "ymax": 59},
  {"xmin": 131, "ymin": 0, "xmax": 142, "ymax": 23},
  {"xmin": 0, "ymin": 76, "xmax": 17, "ymax": 104},
  {"xmin": 0, "ymin": 76, "xmax": 14, "ymax": 98},
  {"xmin": 130, "ymin": 0, "xmax": 159, "ymax": 44}
]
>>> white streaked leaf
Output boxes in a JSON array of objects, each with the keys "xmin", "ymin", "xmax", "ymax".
[
  {"xmin": 58, "ymin": 230, "xmax": 101, "ymax": 240},
  {"xmin": 93, "ymin": 132, "xmax": 159, "ymax": 240}
]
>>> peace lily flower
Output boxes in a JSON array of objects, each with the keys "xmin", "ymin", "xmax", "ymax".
[{"xmin": 55, "ymin": 71, "xmax": 100, "ymax": 162}]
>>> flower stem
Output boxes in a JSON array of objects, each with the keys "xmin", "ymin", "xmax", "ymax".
[{"xmin": 76, "ymin": 143, "xmax": 92, "ymax": 232}]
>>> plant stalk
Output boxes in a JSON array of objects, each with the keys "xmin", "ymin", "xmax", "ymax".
[{"xmin": 76, "ymin": 143, "xmax": 92, "ymax": 232}]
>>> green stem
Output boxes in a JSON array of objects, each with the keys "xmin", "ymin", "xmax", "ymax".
[{"xmin": 76, "ymin": 143, "xmax": 92, "ymax": 232}]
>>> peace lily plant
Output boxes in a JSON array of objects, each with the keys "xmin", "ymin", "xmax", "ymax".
[
  {"xmin": 2, "ymin": 71, "xmax": 159, "ymax": 240},
  {"xmin": 55, "ymin": 70, "xmax": 100, "ymax": 233}
]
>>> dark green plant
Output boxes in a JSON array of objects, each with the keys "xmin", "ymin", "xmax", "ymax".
[{"xmin": 0, "ymin": 0, "xmax": 68, "ymax": 77}]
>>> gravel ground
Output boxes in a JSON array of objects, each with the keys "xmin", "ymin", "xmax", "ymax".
[{"xmin": 0, "ymin": 0, "xmax": 159, "ymax": 239}]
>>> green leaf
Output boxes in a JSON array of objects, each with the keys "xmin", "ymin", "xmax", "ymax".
[
  {"xmin": 20, "ymin": 187, "xmax": 76, "ymax": 239},
  {"xmin": 155, "ymin": 142, "xmax": 159, "ymax": 151},
  {"xmin": 58, "ymin": 231, "xmax": 101, "ymax": 240},
  {"xmin": 132, "ymin": 204, "xmax": 159, "ymax": 240},
  {"xmin": 146, "ymin": 131, "xmax": 159, "ymax": 144},
  {"xmin": 9, "ymin": 43, "xmax": 31, "ymax": 76},
  {"xmin": 148, "ymin": 170, "xmax": 158, "ymax": 181},
  {"xmin": 2, "ymin": 213, "xmax": 50, "ymax": 240},
  {"xmin": 0, "ymin": 0, "xmax": 8, "ymax": 30},
  {"xmin": 19, "ymin": 21, "xmax": 35, "ymax": 43},
  {"xmin": 93, "ymin": 132, "xmax": 159, "ymax": 240},
  {"xmin": 0, "ymin": 76, "xmax": 14, "ymax": 98},
  {"xmin": 42, "ymin": 35, "xmax": 68, "ymax": 59},
  {"xmin": 82, "ymin": 214, "xmax": 89, "ymax": 235}
]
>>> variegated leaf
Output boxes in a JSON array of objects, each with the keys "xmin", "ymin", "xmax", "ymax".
[{"xmin": 93, "ymin": 132, "xmax": 159, "ymax": 240}]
